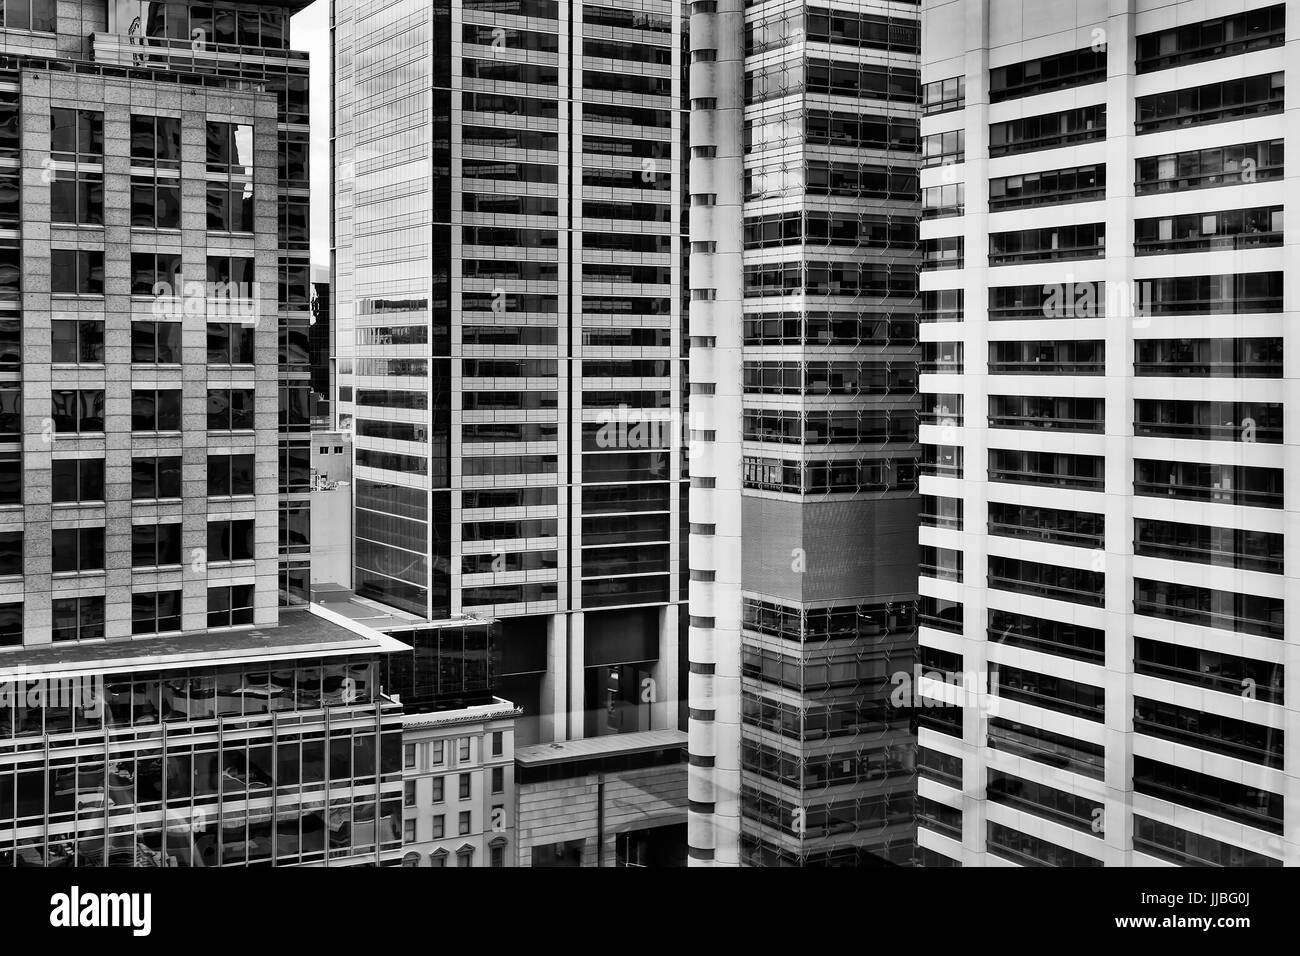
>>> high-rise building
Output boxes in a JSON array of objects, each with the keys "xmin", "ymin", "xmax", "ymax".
[
  {"xmin": 917, "ymin": 0, "xmax": 1293, "ymax": 867},
  {"xmin": 332, "ymin": 0, "xmax": 688, "ymax": 747},
  {"xmin": 310, "ymin": 268, "xmax": 333, "ymax": 427},
  {"xmin": 687, "ymin": 0, "xmax": 923, "ymax": 866},
  {"xmin": 0, "ymin": 0, "xmax": 409, "ymax": 866}
]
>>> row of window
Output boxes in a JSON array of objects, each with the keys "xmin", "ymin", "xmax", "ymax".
[
  {"xmin": 745, "ymin": 60, "xmax": 919, "ymax": 104},
  {"xmin": 1135, "ymin": 578, "xmax": 1282, "ymax": 639},
  {"xmin": 9, "ymin": 388, "xmax": 257, "ymax": 436},
  {"xmin": 403, "ymin": 770, "xmax": 505, "ymax": 807},
  {"xmin": 928, "ymin": 3, "xmax": 1283, "ymax": 111},
  {"xmin": 742, "ymin": 361, "xmax": 916, "ymax": 396},
  {"xmin": 1135, "ymin": 518, "xmax": 1281, "ymax": 574},
  {"xmin": 987, "ymin": 822, "xmax": 1101, "ymax": 867},
  {"xmin": 742, "ymin": 457, "xmax": 917, "ymax": 495},
  {"xmin": 927, "ymin": 812, "xmax": 1282, "ymax": 867},
  {"xmin": 403, "ymin": 734, "xmax": 505, "ymax": 772},
  {"xmin": 742, "ymin": 598, "xmax": 914, "ymax": 644},
  {"xmin": 931, "ymin": 213, "xmax": 1278, "ymax": 268},
  {"xmin": 34, "ymin": 321, "xmax": 256, "ymax": 367},
  {"xmin": 743, "ymin": 314, "xmax": 917, "ymax": 347},
  {"xmin": 989, "ymin": 46, "xmax": 1106, "ymax": 103},
  {"xmin": 39, "ymin": 251, "xmax": 310, "ymax": 301},
  {"xmin": 987, "ymin": 769, "xmax": 1102, "ymax": 834},
  {"xmin": 929, "ymin": 141, "xmax": 1282, "ymax": 215},
  {"xmin": 0, "ymin": 520, "xmax": 255, "ymax": 576},
  {"xmin": 1135, "ymin": 636, "xmax": 1282, "ymax": 705},
  {"xmin": 926, "ymin": 337, "xmax": 1279, "ymax": 378},
  {"xmin": 926, "ymin": 612, "xmax": 1283, "ymax": 700},
  {"xmin": 988, "ymin": 557, "xmax": 1105, "ymax": 609},
  {"xmin": 989, "ymin": 609, "xmax": 1104, "ymax": 664},
  {"xmin": 988, "ymin": 501, "xmax": 1104, "ymax": 551},
  {"xmin": 0, "ymin": 454, "xmax": 253, "ymax": 509},
  {"xmin": 743, "ymin": 211, "xmax": 918, "ymax": 250},
  {"xmin": 745, "ymin": 7, "xmax": 918, "ymax": 55},
  {"xmin": 401, "ymin": 812, "xmax": 489, "ymax": 846},
  {"xmin": 1136, "ymin": 5, "xmax": 1285, "ymax": 74},
  {"xmin": 741, "ymin": 261, "xmax": 918, "ymax": 298},
  {"xmin": 950, "ymin": 72, "xmax": 1280, "ymax": 163},
  {"xmin": 139, "ymin": 3, "xmax": 291, "ymax": 50},
  {"xmin": 741, "ymin": 689, "xmax": 906, "ymax": 743},
  {"xmin": 742, "ymin": 740, "xmax": 913, "ymax": 790},
  {"xmin": 743, "ymin": 409, "xmax": 917, "ymax": 445},
  {"xmin": 926, "ymin": 558, "xmax": 1281, "ymax": 629},
  {"xmin": 0, "ymin": 587, "xmax": 253, "ymax": 646},
  {"xmin": 1135, "ymin": 696, "xmax": 1281, "ymax": 768}
]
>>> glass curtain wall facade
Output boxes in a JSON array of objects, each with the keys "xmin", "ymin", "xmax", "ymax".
[
  {"xmin": 688, "ymin": 0, "xmax": 922, "ymax": 866},
  {"xmin": 918, "ymin": 0, "xmax": 1296, "ymax": 867},
  {"xmin": 334, "ymin": 0, "xmax": 686, "ymax": 746},
  {"xmin": 0, "ymin": 654, "xmax": 403, "ymax": 867}
]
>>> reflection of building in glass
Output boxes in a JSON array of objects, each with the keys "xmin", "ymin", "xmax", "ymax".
[
  {"xmin": 0, "ymin": 608, "xmax": 407, "ymax": 866},
  {"xmin": 917, "ymin": 0, "xmax": 1293, "ymax": 868},
  {"xmin": 333, "ymin": 0, "xmax": 687, "ymax": 749},
  {"xmin": 515, "ymin": 729, "xmax": 686, "ymax": 867},
  {"xmin": 310, "ymin": 273, "xmax": 333, "ymax": 429},
  {"xmin": 370, "ymin": 613, "xmax": 520, "ymax": 867},
  {"xmin": 687, "ymin": 1, "xmax": 923, "ymax": 865}
]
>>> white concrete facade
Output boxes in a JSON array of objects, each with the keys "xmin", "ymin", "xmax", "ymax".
[{"xmin": 919, "ymin": 0, "xmax": 1297, "ymax": 867}]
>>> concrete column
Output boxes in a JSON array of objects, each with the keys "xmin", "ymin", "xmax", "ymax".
[
  {"xmin": 655, "ymin": 603, "xmax": 680, "ymax": 730},
  {"xmin": 542, "ymin": 612, "xmax": 568, "ymax": 742},
  {"xmin": 567, "ymin": 610, "xmax": 585, "ymax": 741}
]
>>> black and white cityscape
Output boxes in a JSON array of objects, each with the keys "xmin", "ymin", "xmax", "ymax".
[{"xmin": 0, "ymin": 0, "xmax": 1292, "ymax": 886}]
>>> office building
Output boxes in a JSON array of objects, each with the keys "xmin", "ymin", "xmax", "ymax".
[
  {"xmin": 0, "ymin": 609, "xmax": 408, "ymax": 866},
  {"xmin": 0, "ymin": 1, "xmax": 406, "ymax": 867},
  {"xmin": 0, "ymin": 0, "xmax": 299, "ymax": 645},
  {"xmin": 332, "ymin": 0, "xmax": 687, "ymax": 747},
  {"xmin": 917, "ymin": 0, "xmax": 1293, "ymax": 867},
  {"xmin": 686, "ymin": 0, "xmax": 923, "ymax": 866}
]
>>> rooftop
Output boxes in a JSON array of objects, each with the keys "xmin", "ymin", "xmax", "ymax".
[
  {"xmin": 516, "ymin": 729, "xmax": 688, "ymax": 767},
  {"xmin": 403, "ymin": 697, "xmax": 522, "ymax": 730},
  {"xmin": 0, "ymin": 602, "xmax": 410, "ymax": 681},
  {"xmin": 314, "ymin": 586, "xmax": 493, "ymax": 635}
]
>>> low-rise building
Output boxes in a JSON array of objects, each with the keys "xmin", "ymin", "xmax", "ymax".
[
  {"xmin": 401, "ymin": 698, "xmax": 521, "ymax": 868},
  {"xmin": 0, "ymin": 603, "xmax": 410, "ymax": 866},
  {"xmin": 515, "ymin": 730, "xmax": 687, "ymax": 867}
]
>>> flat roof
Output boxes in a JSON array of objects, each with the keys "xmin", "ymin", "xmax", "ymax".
[
  {"xmin": 313, "ymin": 587, "xmax": 493, "ymax": 635},
  {"xmin": 0, "ymin": 602, "xmax": 410, "ymax": 682},
  {"xmin": 404, "ymin": 697, "xmax": 522, "ymax": 730},
  {"xmin": 516, "ymin": 729, "xmax": 688, "ymax": 767}
]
